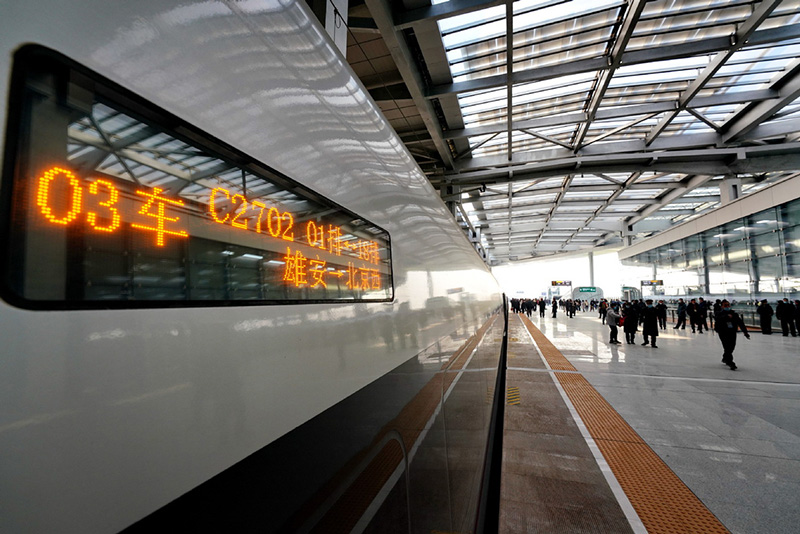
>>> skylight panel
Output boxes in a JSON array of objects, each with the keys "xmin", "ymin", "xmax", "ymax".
[
  {"xmin": 634, "ymin": 4, "xmax": 751, "ymax": 36},
  {"xmin": 563, "ymin": 190, "xmax": 613, "ymax": 200},
  {"xmin": 641, "ymin": 0, "xmax": 749, "ymax": 19},
  {"xmin": 615, "ymin": 56, "xmax": 710, "ymax": 77},
  {"xmin": 439, "ymin": 0, "xmax": 557, "ymax": 35},
  {"xmin": 609, "ymin": 68, "xmax": 696, "ymax": 88},
  {"xmin": 715, "ymin": 61, "xmax": 786, "ymax": 79},
  {"xmin": 710, "ymin": 72, "xmax": 782, "ymax": 87},
  {"xmin": 513, "ymin": 43, "xmax": 610, "ymax": 72},
  {"xmin": 442, "ymin": 18, "xmax": 505, "ymax": 51},
  {"xmin": 513, "ymin": 0, "xmax": 624, "ymax": 35},
  {"xmin": 760, "ymin": 12, "xmax": 800, "ymax": 30},
  {"xmin": 727, "ymin": 50, "xmax": 800, "ymax": 72},
  {"xmin": 513, "ymin": 71, "xmax": 597, "ymax": 97},
  {"xmin": 627, "ymin": 25, "xmax": 733, "ymax": 51},
  {"xmin": 617, "ymin": 189, "xmax": 665, "ymax": 199},
  {"xmin": 513, "ymin": 80, "xmax": 595, "ymax": 106}
]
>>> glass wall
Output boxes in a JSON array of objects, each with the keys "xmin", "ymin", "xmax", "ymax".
[{"xmin": 622, "ymin": 197, "xmax": 800, "ymax": 325}]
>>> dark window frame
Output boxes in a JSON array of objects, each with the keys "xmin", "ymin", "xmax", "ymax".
[{"xmin": 0, "ymin": 45, "xmax": 394, "ymax": 310}]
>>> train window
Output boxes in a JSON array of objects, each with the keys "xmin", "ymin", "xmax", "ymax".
[{"xmin": 0, "ymin": 46, "xmax": 393, "ymax": 309}]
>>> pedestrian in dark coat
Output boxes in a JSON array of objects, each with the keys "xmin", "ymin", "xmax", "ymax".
[
  {"xmin": 776, "ymin": 298, "xmax": 797, "ymax": 337},
  {"xmin": 698, "ymin": 297, "xmax": 710, "ymax": 331},
  {"xmin": 623, "ymin": 304, "xmax": 638, "ymax": 344},
  {"xmin": 714, "ymin": 300, "xmax": 750, "ymax": 370},
  {"xmin": 641, "ymin": 300, "xmax": 659, "ymax": 347},
  {"xmin": 757, "ymin": 299, "xmax": 774, "ymax": 334},
  {"xmin": 674, "ymin": 298, "xmax": 687, "ymax": 330},
  {"xmin": 655, "ymin": 300, "xmax": 667, "ymax": 330},
  {"xmin": 688, "ymin": 299, "xmax": 703, "ymax": 333}
]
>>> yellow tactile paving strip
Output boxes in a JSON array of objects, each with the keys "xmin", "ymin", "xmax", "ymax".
[
  {"xmin": 519, "ymin": 317, "xmax": 577, "ymax": 372},
  {"xmin": 520, "ymin": 315, "xmax": 730, "ymax": 534}
]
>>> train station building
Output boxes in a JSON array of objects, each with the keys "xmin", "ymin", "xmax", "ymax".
[
  {"xmin": 333, "ymin": 2, "xmax": 800, "ymax": 532},
  {"xmin": 1, "ymin": 1, "xmax": 799, "ymax": 533}
]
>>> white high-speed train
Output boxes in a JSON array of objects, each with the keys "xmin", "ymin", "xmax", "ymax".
[{"xmin": 0, "ymin": 1, "xmax": 503, "ymax": 532}]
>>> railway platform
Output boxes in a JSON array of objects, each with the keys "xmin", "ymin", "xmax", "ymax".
[{"xmin": 500, "ymin": 310, "xmax": 800, "ymax": 534}]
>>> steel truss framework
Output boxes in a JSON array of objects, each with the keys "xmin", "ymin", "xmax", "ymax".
[{"xmin": 351, "ymin": 0, "xmax": 800, "ymax": 263}]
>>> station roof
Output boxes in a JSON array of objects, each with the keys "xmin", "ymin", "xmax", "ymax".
[{"xmin": 346, "ymin": 0, "xmax": 800, "ymax": 264}]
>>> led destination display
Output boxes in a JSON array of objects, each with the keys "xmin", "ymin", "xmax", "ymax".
[{"xmin": 2, "ymin": 47, "xmax": 392, "ymax": 307}]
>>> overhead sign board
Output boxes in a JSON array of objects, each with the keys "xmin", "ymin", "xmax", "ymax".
[
  {"xmin": 641, "ymin": 280, "xmax": 664, "ymax": 286},
  {"xmin": 551, "ymin": 280, "xmax": 572, "ymax": 286},
  {"xmin": 578, "ymin": 287, "xmax": 597, "ymax": 292}
]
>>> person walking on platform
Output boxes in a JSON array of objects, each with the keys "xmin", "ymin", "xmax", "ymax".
[
  {"xmin": 688, "ymin": 298, "xmax": 703, "ymax": 333},
  {"xmin": 552, "ymin": 298, "xmax": 558, "ymax": 318},
  {"xmin": 539, "ymin": 299, "xmax": 547, "ymax": 317},
  {"xmin": 712, "ymin": 299, "xmax": 722, "ymax": 330},
  {"xmin": 757, "ymin": 299, "xmax": 774, "ymax": 335},
  {"xmin": 715, "ymin": 299, "xmax": 750, "ymax": 370},
  {"xmin": 641, "ymin": 300, "xmax": 659, "ymax": 347},
  {"xmin": 674, "ymin": 298, "xmax": 687, "ymax": 330},
  {"xmin": 656, "ymin": 300, "xmax": 667, "ymax": 330},
  {"xmin": 607, "ymin": 304, "xmax": 621, "ymax": 344},
  {"xmin": 776, "ymin": 298, "xmax": 797, "ymax": 337},
  {"xmin": 623, "ymin": 303, "xmax": 638, "ymax": 344},
  {"xmin": 599, "ymin": 300, "xmax": 608, "ymax": 324},
  {"xmin": 698, "ymin": 297, "xmax": 710, "ymax": 332}
]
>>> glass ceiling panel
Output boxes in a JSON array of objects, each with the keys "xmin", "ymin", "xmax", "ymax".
[
  {"xmin": 555, "ymin": 205, "xmax": 596, "ymax": 212},
  {"xmin": 716, "ymin": 57, "xmax": 794, "ymax": 78},
  {"xmin": 527, "ymin": 178, "xmax": 567, "ymax": 189},
  {"xmin": 684, "ymin": 187, "xmax": 719, "ymax": 197},
  {"xmin": 537, "ymin": 124, "xmax": 581, "ymax": 137},
  {"xmin": 451, "ymin": 57, "xmax": 506, "ymax": 83},
  {"xmin": 440, "ymin": 0, "xmax": 623, "ymax": 51},
  {"xmin": 609, "ymin": 67, "xmax": 697, "ymax": 88},
  {"xmin": 512, "ymin": 18, "xmax": 616, "ymax": 53},
  {"xmin": 709, "ymin": 71, "xmax": 783, "ymax": 87},
  {"xmin": 692, "ymin": 103, "xmax": 742, "ymax": 122},
  {"xmin": 562, "ymin": 191, "xmax": 613, "ymax": 200},
  {"xmin": 641, "ymin": 0, "xmax": 753, "ymax": 19},
  {"xmin": 511, "ymin": 42, "xmax": 611, "ymax": 73},
  {"xmin": 760, "ymin": 13, "xmax": 800, "ymax": 32},
  {"xmin": 633, "ymin": 4, "xmax": 750, "ymax": 37},
  {"xmin": 439, "ymin": 0, "xmax": 571, "ymax": 37},
  {"xmin": 627, "ymin": 24, "xmax": 736, "ymax": 51},
  {"xmin": 603, "ymin": 86, "xmax": 682, "ymax": 102},
  {"xmin": 570, "ymin": 176, "xmax": 615, "ymax": 186},
  {"xmin": 659, "ymin": 110, "xmax": 715, "ymax": 136},
  {"xmin": 427, "ymin": 0, "xmax": 799, "ymax": 264},
  {"xmin": 583, "ymin": 113, "xmax": 662, "ymax": 134},
  {"xmin": 617, "ymin": 189, "xmax": 666, "ymax": 199},
  {"xmin": 447, "ymin": 12, "xmax": 615, "ymax": 67},
  {"xmin": 762, "ymin": 97, "xmax": 800, "ymax": 124},
  {"xmin": 458, "ymin": 72, "xmax": 596, "ymax": 117},
  {"xmin": 511, "ymin": 95, "xmax": 589, "ymax": 124}
]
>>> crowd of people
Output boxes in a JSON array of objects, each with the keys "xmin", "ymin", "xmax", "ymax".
[
  {"xmin": 509, "ymin": 297, "xmax": 607, "ymax": 319},
  {"xmin": 754, "ymin": 297, "xmax": 800, "ymax": 337},
  {"xmin": 508, "ymin": 294, "xmax": 800, "ymax": 370}
]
